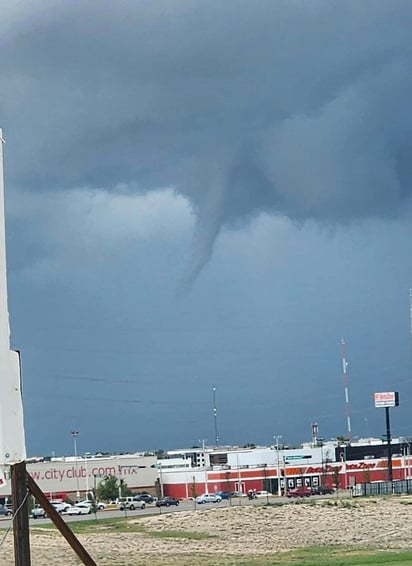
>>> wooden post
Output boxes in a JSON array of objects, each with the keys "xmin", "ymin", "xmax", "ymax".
[
  {"xmin": 11, "ymin": 461, "xmax": 31, "ymax": 566},
  {"xmin": 27, "ymin": 474, "xmax": 97, "ymax": 566}
]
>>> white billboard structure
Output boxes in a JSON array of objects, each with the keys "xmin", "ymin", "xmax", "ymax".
[
  {"xmin": 374, "ymin": 392, "xmax": 399, "ymax": 409},
  {"xmin": 0, "ymin": 130, "xmax": 26, "ymax": 470}
]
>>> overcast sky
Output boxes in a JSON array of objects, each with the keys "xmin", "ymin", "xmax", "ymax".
[{"xmin": 1, "ymin": 1, "xmax": 412, "ymax": 456}]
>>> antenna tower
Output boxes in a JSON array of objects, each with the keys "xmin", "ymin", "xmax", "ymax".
[
  {"xmin": 212, "ymin": 386, "xmax": 219, "ymax": 446},
  {"xmin": 341, "ymin": 338, "xmax": 352, "ymax": 441}
]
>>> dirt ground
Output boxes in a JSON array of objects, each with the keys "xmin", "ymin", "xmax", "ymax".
[{"xmin": 2, "ymin": 496, "xmax": 412, "ymax": 565}]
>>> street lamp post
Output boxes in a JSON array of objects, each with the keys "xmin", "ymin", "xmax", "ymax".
[
  {"xmin": 318, "ymin": 438, "xmax": 325, "ymax": 487},
  {"xmin": 84, "ymin": 452, "xmax": 91, "ymax": 496},
  {"xmin": 342, "ymin": 444, "xmax": 348, "ymax": 490},
  {"xmin": 71, "ymin": 431, "xmax": 80, "ymax": 499},
  {"xmin": 117, "ymin": 459, "xmax": 122, "ymax": 501},
  {"xmin": 263, "ymin": 465, "xmax": 269, "ymax": 504},
  {"xmin": 274, "ymin": 435, "xmax": 282, "ymax": 497},
  {"xmin": 199, "ymin": 439, "xmax": 208, "ymax": 493},
  {"xmin": 184, "ymin": 453, "xmax": 189, "ymax": 499},
  {"xmin": 403, "ymin": 439, "xmax": 412, "ymax": 482},
  {"xmin": 236, "ymin": 452, "xmax": 242, "ymax": 504}
]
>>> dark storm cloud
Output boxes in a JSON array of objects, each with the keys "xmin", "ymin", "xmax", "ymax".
[{"xmin": 2, "ymin": 1, "xmax": 412, "ymax": 281}]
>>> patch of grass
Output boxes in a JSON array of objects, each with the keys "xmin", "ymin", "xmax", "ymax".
[
  {"xmin": 33, "ymin": 516, "xmax": 214, "ymax": 541},
  {"xmin": 214, "ymin": 549, "xmax": 412, "ymax": 565},
  {"xmin": 140, "ymin": 549, "xmax": 412, "ymax": 566},
  {"xmin": 148, "ymin": 529, "xmax": 215, "ymax": 540},
  {"xmin": 34, "ymin": 516, "xmax": 146, "ymax": 535},
  {"xmin": 309, "ymin": 548, "xmax": 412, "ymax": 565},
  {"xmin": 267, "ymin": 547, "xmax": 412, "ymax": 566}
]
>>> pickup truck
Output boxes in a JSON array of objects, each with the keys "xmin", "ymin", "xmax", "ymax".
[{"xmin": 32, "ymin": 501, "xmax": 70, "ymax": 518}]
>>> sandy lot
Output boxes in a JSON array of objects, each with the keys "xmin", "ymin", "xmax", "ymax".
[{"xmin": 2, "ymin": 496, "xmax": 412, "ymax": 565}]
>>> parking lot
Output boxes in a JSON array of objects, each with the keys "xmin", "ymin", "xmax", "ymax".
[{"xmin": 0, "ymin": 491, "xmax": 343, "ymax": 530}]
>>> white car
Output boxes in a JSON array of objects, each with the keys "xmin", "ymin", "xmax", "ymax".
[
  {"xmin": 75, "ymin": 499, "xmax": 106, "ymax": 510},
  {"xmin": 195, "ymin": 493, "xmax": 222, "ymax": 504},
  {"xmin": 66, "ymin": 504, "xmax": 91, "ymax": 515},
  {"xmin": 255, "ymin": 491, "xmax": 272, "ymax": 498},
  {"xmin": 76, "ymin": 499, "xmax": 92, "ymax": 507},
  {"xmin": 32, "ymin": 505, "xmax": 47, "ymax": 519},
  {"xmin": 51, "ymin": 501, "xmax": 71, "ymax": 513}
]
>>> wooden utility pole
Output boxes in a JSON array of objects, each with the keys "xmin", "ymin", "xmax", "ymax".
[
  {"xmin": 10, "ymin": 463, "xmax": 98, "ymax": 565},
  {"xmin": 11, "ymin": 461, "xmax": 31, "ymax": 566},
  {"xmin": 27, "ymin": 475, "xmax": 98, "ymax": 566}
]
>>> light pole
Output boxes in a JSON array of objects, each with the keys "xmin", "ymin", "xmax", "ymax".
[
  {"xmin": 117, "ymin": 459, "xmax": 122, "ymax": 501},
  {"xmin": 400, "ymin": 439, "xmax": 407, "ymax": 481},
  {"xmin": 184, "ymin": 453, "xmax": 189, "ymax": 499},
  {"xmin": 158, "ymin": 463, "xmax": 164, "ymax": 497},
  {"xmin": 274, "ymin": 435, "xmax": 282, "ymax": 497},
  {"xmin": 342, "ymin": 444, "xmax": 348, "ymax": 490},
  {"xmin": 199, "ymin": 439, "xmax": 208, "ymax": 493},
  {"xmin": 263, "ymin": 464, "xmax": 269, "ymax": 504},
  {"xmin": 212, "ymin": 387, "xmax": 219, "ymax": 446},
  {"xmin": 84, "ymin": 452, "xmax": 91, "ymax": 497},
  {"xmin": 235, "ymin": 451, "xmax": 242, "ymax": 504},
  {"xmin": 403, "ymin": 439, "xmax": 412, "ymax": 482},
  {"xmin": 317, "ymin": 438, "xmax": 325, "ymax": 485},
  {"xmin": 71, "ymin": 431, "xmax": 80, "ymax": 499}
]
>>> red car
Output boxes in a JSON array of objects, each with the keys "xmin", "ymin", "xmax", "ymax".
[{"xmin": 286, "ymin": 486, "xmax": 312, "ymax": 498}]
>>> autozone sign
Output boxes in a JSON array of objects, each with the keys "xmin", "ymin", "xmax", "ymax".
[{"xmin": 374, "ymin": 391, "xmax": 399, "ymax": 408}]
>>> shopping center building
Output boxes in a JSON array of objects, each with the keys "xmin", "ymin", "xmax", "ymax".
[{"xmin": 0, "ymin": 437, "xmax": 410, "ymax": 501}]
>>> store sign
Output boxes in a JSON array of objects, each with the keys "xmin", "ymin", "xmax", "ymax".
[{"xmin": 374, "ymin": 391, "xmax": 399, "ymax": 408}]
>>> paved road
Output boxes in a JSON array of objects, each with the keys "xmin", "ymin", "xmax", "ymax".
[{"xmin": 0, "ymin": 493, "xmax": 345, "ymax": 530}]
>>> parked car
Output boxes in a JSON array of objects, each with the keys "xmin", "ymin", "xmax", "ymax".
[
  {"xmin": 117, "ymin": 497, "xmax": 146, "ymax": 511},
  {"xmin": 255, "ymin": 491, "xmax": 272, "ymax": 498},
  {"xmin": 311, "ymin": 485, "xmax": 335, "ymax": 495},
  {"xmin": 76, "ymin": 499, "xmax": 106, "ymax": 510},
  {"xmin": 50, "ymin": 501, "xmax": 71, "ymax": 513},
  {"xmin": 32, "ymin": 505, "xmax": 47, "ymax": 519},
  {"xmin": 196, "ymin": 493, "xmax": 222, "ymax": 504},
  {"xmin": 0, "ymin": 505, "xmax": 12, "ymax": 517},
  {"xmin": 155, "ymin": 497, "xmax": 180, "ymax": 507},
  {"xmin": 76, "ymin": 499, "xmax": 92, "ymax": 507},
  {"xmin": 286, "ymin": 486, "xmax": 312, "ymax": 498},
  {"xmin": 136, "ymin": 494, "xmax": 155, "ymax": 504},
  {"xmin": 229, "ymin": 491, "xmax": 243, "ymax": 498},
  {"xmin": 215, "ymin": 491, "xmax": 230, "ymax": 500},
  {"xmin": 66, "ymin": 504, "xmax": 92, "ymax": 515}
]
